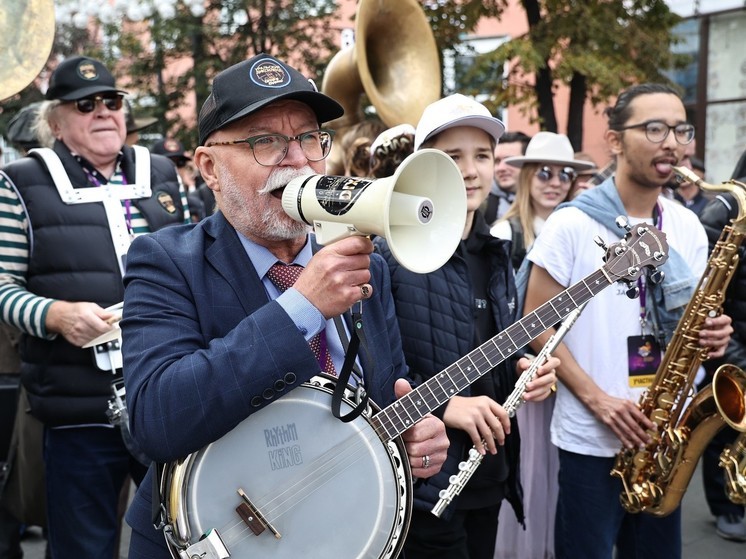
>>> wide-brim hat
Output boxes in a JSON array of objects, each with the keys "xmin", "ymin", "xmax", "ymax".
[
  {"xmin": 371, "ymin": 123, "xmax": 416, "ymax": 154},
  {"xmin": 46, "ymin": 56, "xmax": 127, "ymax": 101},
  {"xmin": 124, "ymin": 99, "xmax": 158, "ymax": 134},
  {"xmin": 6, "ymin": 102, "xmax": 43, "ymax": 149},
  {"xmin": 504, "ymin": 131, "xmax": 595, "ymax": 170},
  {"xmin": 198, "ymin": 54, "xmax": 344, "ymax": 145},
  {"xmin": 414, "ymin": 93, "xmax": 505, "ymax": 151}
]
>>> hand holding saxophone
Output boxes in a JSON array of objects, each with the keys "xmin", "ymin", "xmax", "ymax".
[
  {"xmin": 699, "ymin": 313, "xmax": 733, "ymax": 359},
  {"xmin": 591, "ymin": 391, "xmax": 655, "ymax": 449}
]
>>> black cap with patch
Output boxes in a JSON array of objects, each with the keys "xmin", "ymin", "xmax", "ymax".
[
  {"xmin": 198, "ymin": 54, "xmax": 344, "ymax": 146},
  {"xmin": 152, "ymin": 138, "xmax": 191, "ymax": 161},
  {"xmin": 46, "ymin": 56, "xmax": 128, "ymax": 101}
]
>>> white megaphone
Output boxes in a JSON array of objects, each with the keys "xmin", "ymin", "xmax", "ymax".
[{"xmin": 282, "ymin": 149, "xmax": 466, "ymax": 273}]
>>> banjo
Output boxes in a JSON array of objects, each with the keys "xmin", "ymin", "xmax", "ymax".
[{"xmin": 159, "ymin": 221, "xmax": 669, "ymax": 559}]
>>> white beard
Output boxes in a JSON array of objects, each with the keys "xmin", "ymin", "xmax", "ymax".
[{"xmin": 220, "ymin": 163, "xmax": 314, "ymax": 241}]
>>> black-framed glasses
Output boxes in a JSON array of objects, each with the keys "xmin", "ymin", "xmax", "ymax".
[
  {"xmin": 205, "ymin": 128, "xmax": 335, "ymax": 166},
  {"xmin": 71, "ymin": 94, "xmax": 124, "ymax": 114},
  {"xmin": 535, "ymin": 166, "xmax": 577, "ymax": 185},
  {"xmin": 616, "ymin": 120, "xmax": 695, "ymax": 145}
]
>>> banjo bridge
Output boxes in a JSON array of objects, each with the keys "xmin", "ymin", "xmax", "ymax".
[{"xmin": 236, "ymin": 488, "xmax": 282, "ymax": 539}]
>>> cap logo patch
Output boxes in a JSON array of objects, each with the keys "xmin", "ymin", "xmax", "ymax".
[
  {"xmin": 156, "ymin": 191, "xmax": 177, "ymax": 214},
  {"xmin": 250, "ymin": 59, "xmax": 290, "ymax": 89},
  {"xmin": 78, "ymin": 61, "xmax": 99, "ymax": 81}
]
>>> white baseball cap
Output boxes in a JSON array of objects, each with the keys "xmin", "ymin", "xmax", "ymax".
[{"xmin": 414, "ymin": 93, "xmax": 505, "ymax": 151}]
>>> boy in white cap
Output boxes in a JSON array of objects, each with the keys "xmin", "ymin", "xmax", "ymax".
[{"xmin": 375, "ymin": 93, "xmax": 559, "ymax": 558}]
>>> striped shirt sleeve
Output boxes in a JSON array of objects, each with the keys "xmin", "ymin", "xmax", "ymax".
[{"xmin": 0, "ymin": 172, "xmax": 56, "ymax": 338}]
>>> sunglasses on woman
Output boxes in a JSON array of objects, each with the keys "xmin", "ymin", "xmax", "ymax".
[
  {"xmin": 535, "ymin": 166, "xmax": 577, "ymax": 185},
  {"xmin": 72, "ymin": 95, "xmax": 124, "ymax": 114}
]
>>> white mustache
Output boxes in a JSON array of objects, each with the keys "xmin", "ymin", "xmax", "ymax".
[{"xmin": 257, "ymin": 165, "xmax": 316, "ymax": 195}]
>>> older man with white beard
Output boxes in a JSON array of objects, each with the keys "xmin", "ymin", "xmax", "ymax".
[{"xmin": 119, "ymin": 54, "xmax": 449, "ymax": 558}]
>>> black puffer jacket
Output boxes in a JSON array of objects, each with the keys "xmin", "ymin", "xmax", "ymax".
[
  {"xmin": 375, "ymin": 211, "xmax": 524, "ymax": 524},
  {"xmin": 2, "ymin": 142, "xmax": 184, "ymax": 425},
  {"xmin": 699, "ymin": 193, "xmax": 746, "ymax": 370}
]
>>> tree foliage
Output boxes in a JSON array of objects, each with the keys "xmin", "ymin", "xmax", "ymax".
[
  {"xmin": 459, "ymin": 0, "xmax": 689, "ymax": 149},
  {"xmin": 1, "ymin": 0, "xmax": 690, "ymax": 153},
  {"xmin": 107, "ymin": 0, "xmax": 339, "ymax": 147},
  {"xmin": 1, "ymin": 0, "xmax": 338, "ymax": 149}
]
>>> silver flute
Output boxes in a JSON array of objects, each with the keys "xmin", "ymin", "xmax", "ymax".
[{"xmin": 431, "ymin": 302, "xmax": 587, "ymax": 517}]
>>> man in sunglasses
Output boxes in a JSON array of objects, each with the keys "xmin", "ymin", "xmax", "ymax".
[
  {"xmin": 521, "ymin": 83, "xmax": 733, "ymax": 558},
  {"xmin": 0, "ymin": 55, "xmax": 190, "ymax": 558}
]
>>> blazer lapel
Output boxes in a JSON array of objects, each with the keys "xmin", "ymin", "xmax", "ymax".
[{"xmin": 202, "ymin": 212, "xmax": 269, "ymax": 315}]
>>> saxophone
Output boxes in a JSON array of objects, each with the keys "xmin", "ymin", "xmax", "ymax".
[
  {"xmin": 721, "ymin": 432, "xmax": 746, "ymax": 504},
  {"xmin": 610, "ymin": 167, "xmax": 746, "ymax": 516}
]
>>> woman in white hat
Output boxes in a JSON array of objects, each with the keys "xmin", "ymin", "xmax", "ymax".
[
  {"xmin": 490, "ymin": 131, "xmax": 595, "ymax": 271},
  {"xmin": 491, "ymin": 131, "xmax": 593, "ymax": 559}
]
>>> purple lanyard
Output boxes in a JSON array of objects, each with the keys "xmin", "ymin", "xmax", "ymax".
[{"xmin": 638, "ymin": 202, "xmax": 663, "ymax": 330}]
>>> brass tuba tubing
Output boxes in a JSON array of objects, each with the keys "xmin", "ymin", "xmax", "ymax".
[{"xmin": 321, "ymin": 0, "xmax": 442, "ymax": 174}]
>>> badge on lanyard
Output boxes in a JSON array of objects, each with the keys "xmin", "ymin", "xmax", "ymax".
[{"xmin": 627, "ymin": 334, "xmax": 662, "ymax": 387}]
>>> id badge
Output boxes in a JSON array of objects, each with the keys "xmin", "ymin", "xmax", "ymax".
[{"xmin": 627, "ymin": 334, "xmax": 662, "ymax": 388}]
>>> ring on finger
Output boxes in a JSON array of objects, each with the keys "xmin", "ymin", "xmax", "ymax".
[
  {"xmin": 360, "ymin": 284, "xmax": 371, "ymax": 299},
  {"xmin": 422, "ymin": 454, "xmax": 431, "ymax": 469}
]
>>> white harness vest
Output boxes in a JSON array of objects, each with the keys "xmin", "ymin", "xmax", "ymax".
[{"xmin": 30, "ymin": 145, "xmax": 152, "ymax": 277}]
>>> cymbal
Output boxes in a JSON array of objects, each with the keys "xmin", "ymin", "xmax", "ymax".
[{"xmin": 0, "ymin": 0, "xmax": 56, "ymax": 101}]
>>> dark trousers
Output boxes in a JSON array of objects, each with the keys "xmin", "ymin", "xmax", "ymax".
[
  {"xmin": 701, "ymin": 425, "xmax": 745, "ymax": 518},
  {"xmin": 403, "ymin": 503, "xmax": 501, "ymax": 559},
  {"xmin": 44, "ymin": 426, "xmax": 147, "ymax": 559},
  {"xmin": 555, "ymin": 449, "xmax": 681, "ymax": 559},
  {"xmin": 0, "ymin": 504, "xmax": 21, "ymax": 559}
]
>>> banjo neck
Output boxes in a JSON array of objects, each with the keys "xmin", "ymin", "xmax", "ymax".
[
  {"xmin": 371, "ymin": 267, "xmax": 610, "ymax": 440},
  {"xmin": 372, "ymin": 217, "xmax": 670, "ymax": 440}
]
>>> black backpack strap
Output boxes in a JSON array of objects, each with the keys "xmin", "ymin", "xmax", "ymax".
[{"xmin": 507, "ymin": 216, "xmax": 526, "ymax": 270}]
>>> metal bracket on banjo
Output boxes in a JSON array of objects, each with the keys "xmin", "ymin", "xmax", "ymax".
[{"xmin": 179, "ymin": 529, "xmax": 230, "ymax": 559}]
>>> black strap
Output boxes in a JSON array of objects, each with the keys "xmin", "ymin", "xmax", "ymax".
[
  {"xmin": 330, "ymin": 304, "xmax": 371, "ymax": 423},
  {"xmin": 151, "ymin": 461, "xmax": 166, "ymax": 528},
  {"xmin": 508, "ymin": 216, "xmax": 526, "ymax": 271}
]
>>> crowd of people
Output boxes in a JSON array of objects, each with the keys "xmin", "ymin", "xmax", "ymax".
[{"xmin": 0, "ymin": 50, "xmax": 744, "ymax": 559}]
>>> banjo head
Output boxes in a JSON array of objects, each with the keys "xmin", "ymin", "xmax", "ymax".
[{"xmin": 164, "ymin": 377, "xmax": 411, "ymax": 559}]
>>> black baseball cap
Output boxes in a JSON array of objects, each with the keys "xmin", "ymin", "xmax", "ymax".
[
  {"xmin": 198, "ymin": 54, "xmax": 344, "ymax": 145},
  {"xmin": 46, "ymin": 56, "xmax": 127, "ymax": 101},
  {"xmin": 152, "ymin": 138, "xmax": 191, "ymax": 161}
]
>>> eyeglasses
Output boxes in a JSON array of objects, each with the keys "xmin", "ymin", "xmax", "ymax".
[
  {"xmin": 616, "ymin": 120, "xmax": 695, "ymax": 145},
  {"xmin": 71, "ymin": 95, "xmax": 124, "ymax": 114},
  {"xmin": 205, "ymin": 128, "xmax": 335, "ymax": 166},
  {"xmin": 535, "ymin": 166, "xmax": 577, "ymax": 185}
]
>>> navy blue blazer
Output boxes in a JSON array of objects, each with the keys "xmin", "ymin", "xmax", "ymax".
[{"xmin": 121, "ymin": 211, "xmax": 407, "ymax": 550}]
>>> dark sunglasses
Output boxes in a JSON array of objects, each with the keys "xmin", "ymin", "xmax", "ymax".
[
  {"xmin": 72, "ymin": 95, "xmax": 124, "ymax": 114},
  {"xmin": 535, "ymin": 166, "xmax": 577, "ymax": 184}
]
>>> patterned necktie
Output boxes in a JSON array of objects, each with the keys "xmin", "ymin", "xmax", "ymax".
[{"xmin": 266, "ymin": 262, "xmax": 337, "ymax": 376}]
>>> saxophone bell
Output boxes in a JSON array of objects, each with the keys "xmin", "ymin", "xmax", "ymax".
[{"xmin": 713, "ymin": 364, "xmax": 746, "ymax": 433}]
